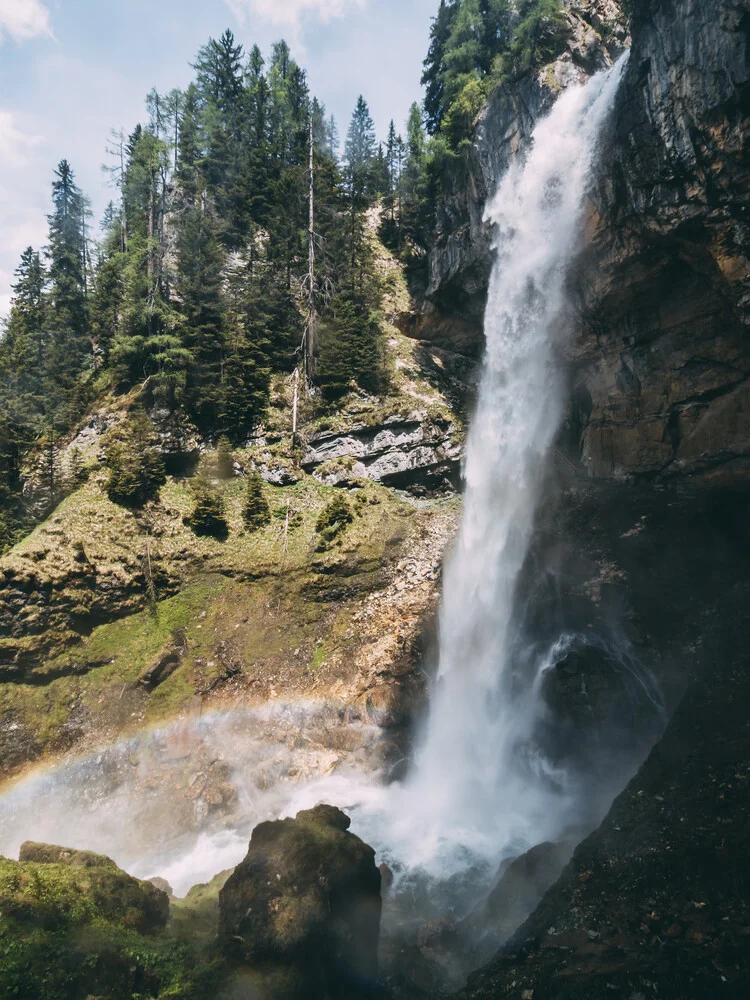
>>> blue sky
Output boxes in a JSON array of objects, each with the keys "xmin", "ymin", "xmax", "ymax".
[{"xmin": 0, "ymin": 0, "xmax": 437, "ymax": 316}]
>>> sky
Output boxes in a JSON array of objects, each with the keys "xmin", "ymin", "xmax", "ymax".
[{"xmin": 0, "ymin": 0, "xmax": 437, "ymax": 317}]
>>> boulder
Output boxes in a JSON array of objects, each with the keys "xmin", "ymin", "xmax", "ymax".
[{"xmin": 219, "ymin": 804, "xmax": 381, "ymax": 994}]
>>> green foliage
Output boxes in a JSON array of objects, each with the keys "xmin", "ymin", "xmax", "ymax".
[
  {"xmin": 494, "ymin": 0, "xmax": 569, "ymax": 81},
  {"xmin": 422, "ymin": 0, "xmax": 568, "ymax": 149},
  {"xmin": 442, "ymin": 76, "xmax": 488, "ymax": 146},
  {"xmin": 315, "ymin": 493, "xmax": 354, "ymax": 545},
  {"xmin": 0, "ymin": 855, "xmax": 223, "ymax": 1000},
  {"xmin": 315, "ymin": 290, "xmax": 385, "ymax": 402},
  {"xmin": 105, "ymin": 411, "xmax": 166, "ymax": 507},
  {"xmin": 44, "ymin": 160, "xmax": 92, "ymax": 428},
  {"xmin": 186, "ymin": 477, "xmax": 228, "ymax": 538},
  {"xmin": 66, "ymin": 446, "xmax": 88, "ymax": 488},
  {"xmin": 0, "ymin": 33, "xmax": 389, "ymax": 508},
  {"xmin": 243, "ymin": 472, "xmax": 271, "ymax": 531}
]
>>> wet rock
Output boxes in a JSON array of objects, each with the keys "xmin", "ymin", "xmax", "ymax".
[
  {"xmin": 219, "ymin": 804, "xmax": 382, "ymax": 994},
  {"xmin": 379, "ymin": 862, "xmax": 394, "ymax": 893}
]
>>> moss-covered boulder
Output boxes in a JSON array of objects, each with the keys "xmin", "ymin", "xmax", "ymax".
[
  {"xmin": 0, "ymin": 844, "xmax": 222, "ymax": 998},
  {"xmin": 218, "ymin": 804, "xmax": 382, "ymax": 995}
]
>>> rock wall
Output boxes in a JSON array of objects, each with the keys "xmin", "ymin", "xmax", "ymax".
[
  {"xmin": 423, "ymin": 0, "xmax": 750, "ymax": 482},
  {"xmin": 574, "ymin": 0, "xmax": 750, "ymax": 481}
]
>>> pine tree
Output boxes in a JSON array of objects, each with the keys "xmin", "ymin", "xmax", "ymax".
[
  {"xmin": 9, "ymin": 248, "xmax": 46, "ymax": 366},
  {"xmin": 176, "ymin": 84, "xmax": 203, "ymax": 206},
  {"xmin": 187, "ymin": 476, "xmax": 228, "ymax": 538},
  {"xmin": 216, "ymin": 435, "xmax": 235, "ymax": 478},
  {"xmin": 194, "ymin": 30, "xmax": 246, "ymax": 241},
  {"xmin": 44, "ymin": 160, "xmax": 91, "ymax": 426},
  {"xmin": 316, "ymin": 289, "xmax": 384, "ymax": 402},
  {"xmin": 175, "ymin": 200, "xmax": 226, "ymax": 428},
  {"xmin": 422, "ymin": 0, "xmax": 460, "ymax": 133},
  {"xmin": 400, "ymin": 104, "xmax": 430, "ymax": 249},
  {"xmin": 344, "ymin": 95, "xmax": 377, "ymax": 203},
  {"xmin": 90, "ymin": 209, "xmax": 126, "ymax": 360},
  {"xmin": 105, "ymin": 410, "xmax": 166, "ymax": 507},
  {"xmin": 66, "ymin": 446, "xmax": 88, "ymax": 488},
  {"xmin": 243, "ymin": 472, "xmax": 271, "ymax": 531}
]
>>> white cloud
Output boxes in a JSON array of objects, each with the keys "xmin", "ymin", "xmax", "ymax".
[
  {"xmin": 0, "ymin": 0, "xmax": 53, "ymax": 43},
  {"xmin": 225, "ymin": 0, "xmax": 365, "ymax": 31},
  {"xmin": 0, "ymin": 110, "xmax": 43, "ymax": 167}
]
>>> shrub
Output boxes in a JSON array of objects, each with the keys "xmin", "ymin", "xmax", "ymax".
[
  {"xmin": 243, "ymin": 473, "xmax": 271, "ymax": 532},
  {"xmin": 315, "ymin": 494, "xmax": 354, "ymax": 546},
  {"xmin": 105, "ymin": 413, "xmax": 166, "ymax": 507},
  {"xmin": 186, "ymin": 478, "xmax": 228, "ymax": 539}
]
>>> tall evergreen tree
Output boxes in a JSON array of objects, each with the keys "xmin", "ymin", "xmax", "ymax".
[
  {"xmin": 44, "ymin": 160, "xmax": 91, "ymax": 425},
  {"xmin": 422, "ymin": 0, "xmax": 460, "ymax": 133},
  {"xmin": 344, "ymin": 95, "xmax": 377, "ymax": 201},
  {"xmin": 174, "ymin": 202, "xmax": 225, "ymax": 427}
]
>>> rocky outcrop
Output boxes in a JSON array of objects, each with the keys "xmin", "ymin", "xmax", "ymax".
[
  {"xmin": 302, "ymin": 414, "xmax": 462, "ymax": 492},
  {"xmin": 219, "ymin": 804, "xmax": 382, "ymax": 996}
]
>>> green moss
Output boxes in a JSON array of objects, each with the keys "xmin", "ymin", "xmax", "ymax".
[
  {"xmin": 0, "ymin": 854, "xmax": 226, "ymax": 999},
  {"xmin": 309, "ymin": 642, "xmax": 327, "ymax": 672}
]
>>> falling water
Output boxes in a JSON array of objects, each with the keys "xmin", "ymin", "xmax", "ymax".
[{"xmin": 348, "ymin": 55, "xmax": 634, "ymax": 884}]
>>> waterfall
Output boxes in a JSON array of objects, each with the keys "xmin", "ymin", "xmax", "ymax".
[
  {"xmin": 361, "ymin": 55, "xmax": 631, "ymax": 882},
  {"xmin": 0, "ymin": 58, "xmax": 632, "ymax": 919}
]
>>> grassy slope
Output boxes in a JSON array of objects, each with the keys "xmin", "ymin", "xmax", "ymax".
[{"xmin": 0, "ymin": 226, "xmax": 464, "ymax": 779}]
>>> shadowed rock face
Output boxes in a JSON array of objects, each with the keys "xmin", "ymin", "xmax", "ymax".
[
  {"xmin": 572, "ymin": 0, "xmax": 750, "ymax": 482},
  {"xmin": 219, "ymin": 804, "xmax": 382, "ymax": 997},
  {"xmin": 456, "ymin": 585, "xmax": 750, "ymax": 1000}
]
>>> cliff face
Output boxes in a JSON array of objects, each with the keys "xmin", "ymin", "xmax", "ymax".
[
  {"xmin": 424, "ymin": 0, "xmax": 750, "ymax": 482},
  {"xmin": 575, "ymin": 0, "xmax": 750, "ymax": 480}
]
